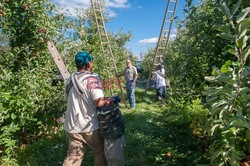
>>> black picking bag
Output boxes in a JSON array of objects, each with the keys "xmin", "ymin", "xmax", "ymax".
[{"xmin": 97, "ymin": 104, "xmax": 125, "ymax": 140}]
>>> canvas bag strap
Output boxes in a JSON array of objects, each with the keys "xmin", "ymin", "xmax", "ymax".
[{"xmin": 71, "ymin": 72, "xmax": 97, "ymax": 112}]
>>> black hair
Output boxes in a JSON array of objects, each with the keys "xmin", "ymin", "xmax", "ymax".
[{"xmin": 77, "ymin": 64, "xmax": 87, "ymax": 70}]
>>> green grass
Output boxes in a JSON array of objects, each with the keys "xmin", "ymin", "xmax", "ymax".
[{"xmin": 6, "ymin": 89, "xmax": 209, "ymax": 166}]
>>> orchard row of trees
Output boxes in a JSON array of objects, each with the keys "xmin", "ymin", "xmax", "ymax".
[
  {"xmin": 142, "ymin": 0, "xmax": 249, "ymax": 165},
  {"xmin": 0, "ymin": 0, "xmax": 133, "ymax": 163}
]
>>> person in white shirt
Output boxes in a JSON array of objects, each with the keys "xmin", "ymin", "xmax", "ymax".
[
  {"xmin": 63, "ymin": 51, "xmax": 125, "ymax": 166},
  {"xmin": 151, "ymin": 64, "xmax": 167, "ymax": 106}
]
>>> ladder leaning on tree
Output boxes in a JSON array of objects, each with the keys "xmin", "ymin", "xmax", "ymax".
[
  {"xmin": 90, "ymin": 0, "xmax": 128, "ymax": 106},
  {"xmin": 47, "ymin": 41, "xmax": 70, "ymax": 81},
  {"xmin": 145, "ymin": 0, "xmax": 179, "ymax": 92}
]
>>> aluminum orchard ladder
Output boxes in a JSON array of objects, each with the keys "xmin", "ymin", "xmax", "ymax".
[
  {"xmin": 145, "ymin": 0, "xmax": 178, "ymax": 91},
  {"xmin": 90, "ymin": 0, "xmax": 127, "ymax": 106}
]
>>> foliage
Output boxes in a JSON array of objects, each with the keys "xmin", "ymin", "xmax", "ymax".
[
  {"xmin": 0, "ymin": 0, "xmax": 133, "ymax": 161},
  {"xmin": 141, "ymin": 0, "xmax": 248, "ymax": 101},
  {"xmin": 0, "ymin": 0, "xmax": 66, "ymax": 161},
  {"xmin": 204, "ymin": 1, "xmax": 250, "ymax": 165},
  {"xmin": 141, "ymin": 0, "xmax": 249, "ymax": 165}
]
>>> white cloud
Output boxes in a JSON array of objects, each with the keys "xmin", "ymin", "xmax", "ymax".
[
  {"xmin": 138, "ymin": 37, "xmax": 158, "ymax": 44},
  {"xmin": 106, "ymin": 9, "xmax": 117, "ymax": 17},
  {"xmin": 138, "ymin": 29, "xmax": 177, "ymax": 45},
  {"xmin": 170, "ymin": 33, "xmax": 176, "ymax": 40},
  {"xmin": 54, "ymin": 0, "xmax": 130, "ymax": 17},
  {"xmin": 106, "ymin": 0, "xmax": 130, "ymax": 8}
]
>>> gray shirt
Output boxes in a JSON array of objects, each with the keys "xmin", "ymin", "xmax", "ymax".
[{"xmin": 122, "ymin": 66, "xmax": 138, "ymax": 82}]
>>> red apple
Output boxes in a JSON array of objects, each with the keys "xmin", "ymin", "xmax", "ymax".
[
  {"xmin": 23, "ymin": 5, "xmax": 30, "ymax": 10},
  {"xmin": 165, "ymin": 152, "xmax": 171, "ymax": 158},
  {"xmin": 39, "ymin": 28, "xmax": 45, "ymax": 33}
]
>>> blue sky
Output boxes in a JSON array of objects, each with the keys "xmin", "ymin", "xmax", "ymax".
[{"xmin": 54, "ymin": 0, "xmax": 199, "ymax": 58}]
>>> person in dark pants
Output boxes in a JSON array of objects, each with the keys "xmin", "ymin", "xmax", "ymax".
[
  {"xmin": 117, "ymin": 60, "xmax": 138, "ymax": 109},
  {"xmin": 151, "ymin": 64, "xmax": 167, "ymax": 106}
]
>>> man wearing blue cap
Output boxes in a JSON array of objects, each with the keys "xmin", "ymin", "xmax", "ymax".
[{"xmin": 63, "ymin": 51, "xmax": 125, "ymax": 166}]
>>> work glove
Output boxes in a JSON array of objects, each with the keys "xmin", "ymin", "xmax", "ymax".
[{"xmin": 112, "ymin": 95, "xmax": 121, "ymax": 103}]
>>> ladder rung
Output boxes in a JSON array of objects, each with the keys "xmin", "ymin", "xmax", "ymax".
[
  {"xmin": 165, "ymin": 20, "xmax": 172, "ymax": 22},
  {"xmin": 156, "ymin": 55, "xmax": 164, "ymax": 58},
  {"xmin": 160, "ymin": 38, "xmax": 168, "ymax": 40},
  {"xmin": 158, "ymin": 47, "xmax": 165, "ymax": 50},
  {"xmin": 94, "ymin": 8, "xmax": 102, "ymax": 12},
  {"xmin": 170, "ymin": 0, "xmax": 177, "ymax": 2},
  {"xmin": 163, "ymin": 29, "xmax": 169, "ymax": 32},
  {"xmin": 168, "ymin": 10, "xmax": 174, "ymax": 13}
]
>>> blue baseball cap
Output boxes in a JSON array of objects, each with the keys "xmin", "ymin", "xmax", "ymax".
[{"xmin": 75, "ymin": 51, "xmax": 94, "ymax": 68}]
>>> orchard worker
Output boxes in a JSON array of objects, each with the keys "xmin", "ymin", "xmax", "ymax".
[
  {"xmin": 63, "ymin": 51, "xmax": 125, "ymax": 166},
  {"xmin": 151, "ymin": 64, "xmax": 169, "ymax": 106},
  {"xmin": 117, "ymin": 60, "xmax": 138, "ymax": 109}
]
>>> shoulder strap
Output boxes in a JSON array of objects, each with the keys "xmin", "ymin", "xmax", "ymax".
[
  {"xmin": 71, "ymin": 72, "xmax": 97, "ymax": 111},
  {"xmin": 156, "ymin": 71, "xmax": 166, "ymax": 79}
]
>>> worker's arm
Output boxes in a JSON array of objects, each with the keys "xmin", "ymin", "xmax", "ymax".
[
  {"xmin": 94, "ymin": 97, "xmax": 115, "ymax": 107},
  {"xmin": 133, "ymin": 66, "xmax": 139, "ymax": 82},
  {"xmin": 116, "ymin": 68, "xmax": 125, "ymax": 77}
]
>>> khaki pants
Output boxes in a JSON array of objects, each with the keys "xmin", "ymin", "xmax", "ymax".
[
  {"xmin": 63, "ymin": 130, "xmax": 107, "ymax": 166},
  {"xmin": 104, "ymin": 135, "xmax": 126, "ymax": 166}
]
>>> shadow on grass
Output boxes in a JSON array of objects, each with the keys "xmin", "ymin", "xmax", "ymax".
[
  {"xmin": 135, "ymin": 89, "xmax": 157, "ymax": 105},
  {"xmin": 17, "ymin": 131, "xmax": 94, "ymax": 166},
  {"xmin": 17, "ymin": 99, "xmax": 209, "ymax": 166}
]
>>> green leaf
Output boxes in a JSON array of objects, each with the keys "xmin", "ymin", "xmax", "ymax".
[
  {"xmin": 211, "ymin": 147, "xmax": 224, "ymax": 162},
  {"xmin": 232, "ymin": 0, "xmax": 242, "ymax": 15},
  {"xmin": 236, "ymin": 36, "xmax": 248, "ymax": 49},
  {"xmin": 243, "ymin": 66, "xmax": 250, "ymax": 77},
  {"xmin": 229, "ymin": 151, "xmax": 241, "ymax": 166},
  {"xmin": 236, "ymin": 7, "xmax": 250, "ymax": 23},
  {"xmin": 242, "ymin": 45, "xmax": 250, "ymax": 62},
  {"xmin": 11, "ymin": 113, "xmax": 16, "ymax": 120},
  {"xmin": 237, "ymin": 17, "xmax": 250, "ymax": 38},
  {"xmin": 222, "ymin": 3, "xmax": 232, "ymax": 20},
  {"xmin": 217, "ymin": 33, "xmax": 234, "ymax": 41},
  {"xmin": 246, "ymin": 130, "xmax": 250, "ymax": 140},
  {"xmin": 211, "ymin": 100, "xmax": 227, "ymax": 110},
  {"xmin": 211, "ymin": 124, "xmax": 222, "ymax": 136},
  {"xmin": 230, "ymin": 119, "xmax": 250, "ymax": 129},
  {"xmin": 205, "ymin": 88, "xmax": 218, "ymax": 96},
  {"xmin": 221, "ymin": 60, "xmax": 232, "ymax": 73},
  {"xmin": 239, "ymin": 87, "xmax": 250, "ymax": 96},
  {"xmin": 205, "ymin": 76, "xmax": 216, "ymax": 82},
  {"xmin": 219, "ymin": 106, "xmax": 228, "ymax": 119},
  {"xmin": 217, "ymin": 75, "xmax": 233, "ymax": 84},
  {"xmin": 212, "ymin": 25, "xmax": 230, "ymax": 33}
]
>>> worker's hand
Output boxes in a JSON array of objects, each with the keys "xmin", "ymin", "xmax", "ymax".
[
  {"xmin": 132, "ymin": 80, "xmax": 136, "ymax": 87},
  {"xmin": 112, "ymin": 95, "xmax": 121, "ymax": 103}
]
